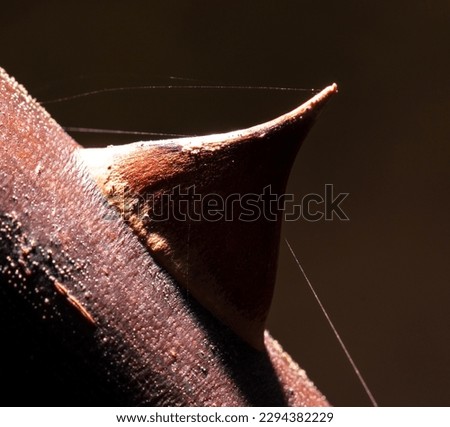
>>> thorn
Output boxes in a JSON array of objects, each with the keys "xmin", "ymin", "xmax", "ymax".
[{"xmin": 79, "ymin": 84, "xmax": 337, "ymax": 348}]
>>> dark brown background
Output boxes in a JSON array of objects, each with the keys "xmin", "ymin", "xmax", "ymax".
[{"xmin": 1, "ymin": 1, "xmax": 449, "ymax": 406}]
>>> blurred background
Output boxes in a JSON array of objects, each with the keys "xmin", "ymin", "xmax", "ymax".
[{"xmin": 1, "ymin": 1, "xmax": 449, "ymax": 406}]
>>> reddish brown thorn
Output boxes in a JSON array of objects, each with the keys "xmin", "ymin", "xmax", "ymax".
[{"xmin": 80, "ymin": 84, "xmax": 337, "ymax": 348}]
